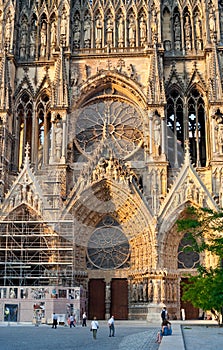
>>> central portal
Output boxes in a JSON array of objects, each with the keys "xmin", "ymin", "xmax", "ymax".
[{"xmin": 88, "ymin": 278, "xmax": 128, "ymax": 320}]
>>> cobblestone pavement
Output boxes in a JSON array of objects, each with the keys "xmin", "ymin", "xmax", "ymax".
[
  {"xmin": 0, "ymin": 323, "xmax": 160, "ymax": 350},
  {"xmin": 182, "ymin": 325, "xmax": 223, "ymax": 350}
]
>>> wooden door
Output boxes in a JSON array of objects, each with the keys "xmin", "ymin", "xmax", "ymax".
[
  {"xmin": 180, "ymin": 278, "xmax": 199, "ymax": 320},
  {"xmin": 88, "ymin": 279, "xmax": 105, "ymax": 320},
  {"xmin": 111, "ymin": 279, "xmax": 128, "ymax": 320}
]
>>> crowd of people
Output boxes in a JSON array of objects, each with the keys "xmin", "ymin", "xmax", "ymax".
[
  {"xmin": 51, "ymin": 308, "xmax": 172, "ymax": 343},
  {"xmin": 51, "ymin": 312, "xmax": 116, "ymax": 340}
]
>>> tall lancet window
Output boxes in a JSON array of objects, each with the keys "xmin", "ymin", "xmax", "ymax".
[
  {"xmin": 166, "ymin": 88, "xmax": 206, "ymax": 167},
  {"xmin": 16, "ymin": 92, "xmax": 33, "ymax": 169},
  {"xmin": 166, "ymin": 89, "xmax": 184, "ymax": 167},
  {"xmin": 36, "ymin": 93, "xmax": 51, "ymax": 169},
  {"xmin": 187, "ymin": 89, "xmax": 206, "ymax": 167}
]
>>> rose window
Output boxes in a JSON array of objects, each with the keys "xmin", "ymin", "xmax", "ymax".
[
  {"xmin": 87, "ymin": 224, "xmax": 130, "ymax": 270},
  {"xmin": 178, "ymin": 233, "xmax": 200, "ymax": 269},
  {"xmin": 74, "ymin": 100, "xmax": 143, "ymax": 159}
]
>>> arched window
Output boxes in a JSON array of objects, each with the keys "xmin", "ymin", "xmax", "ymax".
[
  {"xmin": 36, "ymin": 93, "xmax": 51, "ymax": 169},
  {"xmin": 188, "ymin": 88, "xmax": 206, "ymax": 167},
  {"xmin": 166, "ymin": 89, "xmax": 184, "ymax": 167},
  {"xmin": 178, "ymin": 233, "xmax": 200, "ymax": 269},
  {"xmin": 166, "ymin": 88, "xmax": 206, "ymax": 167},
  {"xmin": 86, "ymin": 216, "xmax": 130, "ymax": 270},
  {"xmin": 16, "ymin": 92, "xmax": 33, "ymax": 169}
]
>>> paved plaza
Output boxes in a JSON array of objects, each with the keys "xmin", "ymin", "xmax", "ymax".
[
  {"xmin": 182, "ymin": 324, "xmax": 223, "ymax": 350},
  {"xmin": 0, "ymin": 321, "xmax": 160, "ymax": 350},
  {"xmin": 0, "ymin": 320, "xmax": 223, "ymax": 350}
]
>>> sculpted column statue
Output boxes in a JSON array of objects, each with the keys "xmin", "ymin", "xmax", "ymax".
[
  {"xmin": 54, "ymin": 121, "xmax": 63, "ymax": 162},
  {"xmin": 73, "ymin": 16, "xmax": 81, "ymax": 49},
  {"xmin": 153, "ymin": 118, "xmax": 161, "ymax": 156},
  {"xmin": 30, "ymin": 20, "xmax": 36, "ymax": 58},
  {"xmin": 84, "ymin": 14, "xmax": 91, "ymax": 48},
  {"xmin": 174, "ymin": 15, "xmax": 181, "ymax": 50},
  {"xmin": 184, "ymin": 15, "xmax": 191, "ymax": 50},
  {"xmin": 153, "ymin": 280, "xmax": 158, "ymax": 302},
  {"xmin": 51, "ymin": 21, "xmax": 57, "ymax": 49},
  {"xmin": 20, "ymin": 22, "xmax": 28, "ymax": 58},
  {"xmin": 139, "ymin": 17, "xmax": 147, "ymax": 46},
  {"xmin": 194, "ymin": 15, "xmax": 202, "ymax": 50},
  {"xmin": 60, "ymin": 10, "xmax": 67, "ymax": 46},
  {"xmin": 5, "ymin": 14, "xmax": 12, "ymax": 51},
  {"xmin": 148, "ymin": 279, "xmax": 153, "ymax": 302},
  {"xmin": 128, "ymin": 16, "xmax": 136, "ymax": 47},
  {"xmin": 40, "ymin": 22, "xmax": 47, "ymax": 57},
  {"xmin": 95, "ymin": 15, "xmax": 103, "ymax": 48},
  {"xmin": 118, "ymin": 16, "xmax": 124, "ymax": 47},
  {"xmin": 106, "ymin": 18, "xmax": 113, "ymax": 47}
]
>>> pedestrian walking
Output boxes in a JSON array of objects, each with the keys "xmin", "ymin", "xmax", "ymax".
[
  {"xmin": 82, "ymin": 311, "xmax": 87, "ymax": 327},
  {"xmin": 91, "ymin": 316, "xmax": 99, "ymax": 339},
  {"xmin": 69, "ymin": 314, "xmax": 75, "ymax": 328},
  {"xmin": 52, "ymin": 313, "xmax": 58, "ymax": 329},
  {"xmin": 108, "ymin": 315, "xmax": 115, "ymax": 337}
]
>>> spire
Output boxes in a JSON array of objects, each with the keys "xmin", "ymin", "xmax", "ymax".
[
  {"xmin": 52, "ymin": 48, "xmax": 69, "ymax": 107},
  {"xmin": 211, "ymin": 41, "xmax": 223, "ymax": 101},
  {"xmin": 0, "ymin": 50, "xmax": 10, "ymax": 111},
  {"xmin": 147, "ymin": 39, "xmax": 165, "ymax": 104}
]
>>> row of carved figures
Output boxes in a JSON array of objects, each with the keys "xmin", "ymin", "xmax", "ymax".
[
  {"xmin": 105, "ymin": 279, "xmax": 177, "ymax": 304},
  {"xmin": 130, "ymin": 279, "xmax": 177, "ymax": 303},
  {"xmin": 0, "ymin": 11, "xmax": 156, "ymax": 57}
]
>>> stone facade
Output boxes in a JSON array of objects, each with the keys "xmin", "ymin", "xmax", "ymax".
[{"xmin": 0, "ymin": 0, "xmax": 222, "ymax": 321}]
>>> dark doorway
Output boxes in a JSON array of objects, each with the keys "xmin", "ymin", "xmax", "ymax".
[
  {"xmin": 180, "ymin": 278, "xmax": 199, "ymax": 320},
  {"xmin": 111, "ymin": 279, "xmax": 128, "ymax": 319},
  {"xmin": 88, "ymin": 279, "xmax": 105, "ymax": 320}
]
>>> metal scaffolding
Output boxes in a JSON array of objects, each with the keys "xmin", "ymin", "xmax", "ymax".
[{"xmin": 0, "ymin": 206, "xmax": 74, "ymax": 287}]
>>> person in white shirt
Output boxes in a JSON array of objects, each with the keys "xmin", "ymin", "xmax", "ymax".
[
  {"xmin": 91, "ymin": 316, "xmax": 99, "ymax": 339},
  {"xmin": 69, "ymin": 314, "xmax": 75, "ymax": 328},
  {"xmin": 82, "ymin": 311, "xmax": 87, "ymax": 327},
  {"xmin": 108, "ymin": 315, "xmax": 115, "ymax": 337}
]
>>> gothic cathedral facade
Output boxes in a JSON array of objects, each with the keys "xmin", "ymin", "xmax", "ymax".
[{"xmin": 0, "ymin": 0, "xmax": 222, "ymax": 322}]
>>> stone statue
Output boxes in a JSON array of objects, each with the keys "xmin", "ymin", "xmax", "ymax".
[
  {"xmin": 195, "ymin": 16, "xmax": 201, "ymax": 39},
  {"xmin": 51, "ymin": 21, "xmax": 57, "ymax": 46},
  {"xmin": 209, "ymin": 9, "xmax": 216, "ymax": 34},
  {"xmin": 60, "ymin": 11, "xmax": 67, "ymax": 36},
  {"xmin": 143, "ymin": 281, "xmax": 148, "ymax": 301},
  {"xmin": 5, "ymin": 15, "xmax": 12, "ymax": 50},
  {"xmin": 73, "ymin": 16, "xmax": 81, "ymax": 48},
  {"xmin": 174, "ymin": 15, "xmax": 181, "ymax": 41},
  {"xmin": 40, "ymin": 22, "xmax": 47, "ymax": 57},
  {"xmin": 128, "ymin": 16, "xmax": 136, "ymax": 47},
  {"xmin": 95, "ymin": 15, "xmax": 102, "ymax": 47},
  {"xmin": 140, "ymin": 17, "xmax": 147, "ymax": 45},
  {"xmin": 30, "ymin": 30, "xmax": 36, "ymax": 57},
  {"xmin": 148, "ymin": 280, "xmax": 153, "ymax": 302},
  {"xmin": 184, "ymin": 15, "xmax": 191, "ymax": 50},
  {"xmin": 20, "ymin": 22, "xmax": 28, "ymax": 58},
  {"xmin": 154, "ymin": 118, "xmax": 161, "ymax": 156},
  {"xmin": 106, "ymin": 18, "xmax": 113, "ymax": 46},
  {"xmin": 118, "ymin": 16, "xmax": 124, "ymax": 46},
  {"xmin": 84, "ymin": 14, "xmax": 91, "ymax": 47},
  {"xmin": 55, "ymin": 121, "xmax": 63, "ymax": 161}
]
